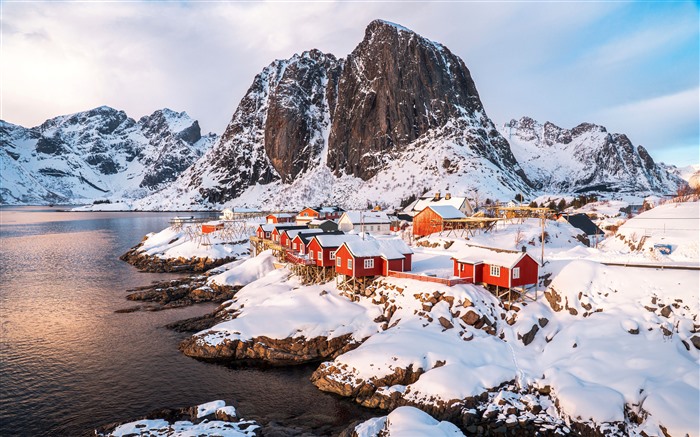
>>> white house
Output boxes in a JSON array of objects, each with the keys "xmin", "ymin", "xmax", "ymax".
[
  {"xmin": 338, "ymin": 211, "xmax": 392, "ymax": 235},
  {"xmin": 403, "ymin": 192, "xmax": 473, "ymax": 217}
]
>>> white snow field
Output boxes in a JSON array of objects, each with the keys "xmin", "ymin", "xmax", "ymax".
[{"xmin": 597, "ymin": 201, "xmax": 700, "ymax": 266}]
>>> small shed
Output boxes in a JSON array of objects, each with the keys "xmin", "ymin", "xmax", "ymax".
[
  {"xmin": 453, "ymin": 245, "xmax": 539, "ymax": 289},
  {"xmin": 412, "ymin": 205, "xmax": 467, "ymax": 237},
  {"xmin": 335, "ymin": 238, "xmax": 413, "ymax": 278}
]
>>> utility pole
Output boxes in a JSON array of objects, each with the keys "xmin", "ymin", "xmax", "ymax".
[{"xmin": 540, "ymin": 212, "xmax": 546, "ymax": 266}]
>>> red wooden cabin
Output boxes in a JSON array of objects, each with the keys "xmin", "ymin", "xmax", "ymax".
[
  {"xmin": 296, "ymin": 206, "xmax": 345, "ymax": 224},
  {"xmin": 307, "ymin": 234, "xmax": 362, "ymax": 267},
  {"xmin": 255, "ymin": 224, "xmax": 276, "ymax": 240},
  {"xmin": 335, "ymin": 239, "xmax": 413, "ymax": 278},
  {"xmin": 271, "ymin": 225, "xmax": 307, "ymax": 244},
  {"xmin": 452, "ymin": 245, "xmax": 539, "ymax": 289},
  {"xmin": 412, "ymin": 205, "xmax": 467, "ymax": 237}
]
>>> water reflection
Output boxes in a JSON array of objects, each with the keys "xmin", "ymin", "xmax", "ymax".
[{"xmin": 0, "ymin": 207, "xmax": 376, "ymax": 436}]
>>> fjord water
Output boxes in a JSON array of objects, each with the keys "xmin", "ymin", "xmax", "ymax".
[{"xmin": 0, "ymin": 207, "xmax": 371, "ymax": 436}]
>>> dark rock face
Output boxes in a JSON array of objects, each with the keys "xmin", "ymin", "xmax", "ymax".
[
  {"xmin": 264, "ymin": 50, "xmax": 341, "ymax": 183},
  {"xmin": 327, "ymin": 20, "xmax": 504, "ymax": 180},
  {"xmin": 173, "ymin": 19, "xmax": 531, "ymax": 206},
  {"xmin": 185, "ymin": 50, "xmax": 342, "ymax": 203}
]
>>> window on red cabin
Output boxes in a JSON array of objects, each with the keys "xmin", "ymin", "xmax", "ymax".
[
  {"xmin": 330, "ymin": 251, "xmax": 336, "ymax": 260},
  {"xmin": 490, "ymin": 265, "xmax": 501, "ymax": 277},
  {"xmin": 336, "ymin": 257, "xmax": 341, "ymax": 267},
  {"xmin": 317, "ymin": 251, "xmax": 322, "ymax": 260},
  {"xmin": 309, "ymin": 250, "xmax": 314, "ymax": 259},
  {"xmin": 347, "ymin": 259, "xmax": 352, "ymax": 269},
  {"xmin": 364, "ymin": 259, "xmax": 374, "ymax": 269},
  {"xmin": 293, "ymin": 243, "xmax": 297, "ymax": 250},
  {"xmin": 513, "ymin": 267, "xmax": 520, "ymax": 279}
]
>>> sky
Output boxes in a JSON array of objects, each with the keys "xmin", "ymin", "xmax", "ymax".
[{"xmin": 2, "ymin": 1, "xmax": 698, "ymax": 166}]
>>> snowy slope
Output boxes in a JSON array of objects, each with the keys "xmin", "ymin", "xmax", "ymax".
[
  {"xmin": 133, "ymin": 20, "xmax": 532, "ymax": 211},
  {"xmin": 501, "ymin": 117, "xmax": 681, "ymax": 195},
  {"xmin": 0, "ymin": 106, "xmax": 216, "ymax": 205}
]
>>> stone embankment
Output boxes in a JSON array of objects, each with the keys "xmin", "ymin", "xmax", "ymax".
[{"xmin": 179, "ymin": 333, "xmax": 362, "ymax": 366}]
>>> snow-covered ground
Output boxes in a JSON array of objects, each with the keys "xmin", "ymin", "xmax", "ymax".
[
  {"xmin": 597, "ymin": 201, "xmax": 699, "ymax": 266},
  {"xmin": 164, "ymin": 201, "xmax": 698, "ymax": 435},
  {"xmin": 354, "ymin": 406, "xmax": 465, "ymax": 437},
  {"xmin": 134, "ymin": 220, "xmax": 254, "ymax": 261}
]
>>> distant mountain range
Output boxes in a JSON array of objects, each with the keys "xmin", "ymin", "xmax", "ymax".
[
  {"xmin": 1, "ymin": 107, "xmax": 215, "ymax": 204},
  {"xmin": 0, "ymin": 20, "xmax": 685, "ymax": 208}
]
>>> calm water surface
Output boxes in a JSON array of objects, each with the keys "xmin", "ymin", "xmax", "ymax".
[{"xmin": 0, "ymin": 207, "xmax": 374, "ymax": 436}]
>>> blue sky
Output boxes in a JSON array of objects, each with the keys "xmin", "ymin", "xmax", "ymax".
[{"xmin": 2, "ymin": 1, "xmax": 698, "ymax": 166}]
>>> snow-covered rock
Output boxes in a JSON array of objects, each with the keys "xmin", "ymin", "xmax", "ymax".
[
  {"xmin": 353, "ymin": 406, "xmax": 465, "ymax": 437},
  {"xmin": 502, "ymin": 117, "xmax": 682, "ymax": 195},
  {"xmin": 0, "ymin": 106, "xmax": 216, "ymax": 205}
]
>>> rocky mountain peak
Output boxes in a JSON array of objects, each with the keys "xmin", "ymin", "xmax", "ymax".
[{"xmin": 327, "ymin": 19, "xmax": 494, "ymax": 180}]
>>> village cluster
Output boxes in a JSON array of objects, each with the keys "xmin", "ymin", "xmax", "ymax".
[{"xmin": 241, "ymin": 192, "xmax": 591, "ymax": 300}]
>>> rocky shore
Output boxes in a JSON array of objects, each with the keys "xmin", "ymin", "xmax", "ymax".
[
  {"xmin": 118, "ymin": 275, "xmax": 241, "ymax": 312},
  {"xmin": 120, "ymin": 243, "xmax": 237, "ymax": 273},
  {"xmin": 93, "ymin": 400, "xmax": 259, "ymax": 437},
  {"xmin": 179, "ymin": 332, "xmax": 363, "ymax": 366}
]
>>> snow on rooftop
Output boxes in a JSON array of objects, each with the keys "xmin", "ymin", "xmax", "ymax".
[
  {"xmin": 342, "ymin": 211, "xmax": 391, "ymax": 224},
  {"xmin": 406, "ymin": 195, "xmax": 470, "ymax": 215},
  {"xmin": 343, "ymin": 237, "xmax": 413, "ymax": 259},
  {"xmin": 427, "ymin": 205, "xmax": 467, "ymax": 219},
  {"xmin": 454, "ymin": 245, "xmax": 532, "ymax": 268},
  {"xmin": 313, "ymin": 233, "xmax": 363, "ymax": 247}
]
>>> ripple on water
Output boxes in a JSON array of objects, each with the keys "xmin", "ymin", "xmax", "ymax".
[{"xmin": 0, "ymin": 207, "xmax": 377, "ymax": 436}]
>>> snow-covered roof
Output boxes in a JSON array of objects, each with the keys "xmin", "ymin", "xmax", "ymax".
[
  {"xmin": 454, "ymin": 245, "xmax": 536, "ymax": 268},
  {"xmin": 426, "ymin": 205, "xmax": 466, "ymax": 219},
  {"xmin": 260, "ymin": 224, "xmax": 276, "ymax": 232},
  {"xmin": 309, "ymin": 219, "xmax": 334, "ymax": 225},
  {"xmin": 405, "ymin": 195, "xmax": 471, "ymax": 214},
  {"xmin": 342, "ymin": 238, "xmax": 413, "ymax": 260},
  {"xmin": 284, "ymin": 228, "xmax": 324, "ymax": 240},
  {"xmin": 319, "ymin": 206, "xmax": 343, "ymax": 213},
  {"xmin": 296, "ymin": 230, "xmax": 344, "ymax": 245},
  {"xmin": 312, "ymin": 233, "xmax": 363, "ymax": 248},
  {"xmin": 341, "ymin": 211, "xmax": 391, "ymax": 224},
  {"xmin": 267, "ymin": 213, "xmax": 295, "ymax": 218}
]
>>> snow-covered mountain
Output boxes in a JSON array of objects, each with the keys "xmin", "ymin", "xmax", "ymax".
[
  {"xmin": 501, "ymin": 117, "xmax": 682, "ymax": 195},
  {"xmin": 136, "ymin": 20, "xmax": 533, "ymax": 210},
  {"xmin": 0, "ymin": 106, "xmax": 216, "ymax": 204}
]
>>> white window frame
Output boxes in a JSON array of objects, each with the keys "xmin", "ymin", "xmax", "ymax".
[
  {"xmin": 513, "ymin": 267, "xmax": 520, "ymax": 279},
  {"xmin": 336, "ymin": 257, "xmax": 341, "ymax": 267},
  {"xmin": 490, "ymin": 265, "xmax": 501, "ymax": 277},
  {"xmin": 364, "ymin": 258, "xmax": 374, "ymax": 269},
  {"xmin": 293, "ymin": 242, "xmax": 298, "ymax": 251},
  {"xmin": 317, "ymin": 251, "xmax": 322, "ymax": 260},
  {"xmin": 330, "ymin": 251, "xmax": 336, "ymax": 260},
  {"xmin": 347, "ymin": 259, "xmax": 352, "ymax": 269},
  {"xmin": 309, "ymin": 250, "xmax": 314, "ymax": 259}
]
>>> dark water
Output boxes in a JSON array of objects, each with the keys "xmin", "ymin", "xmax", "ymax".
[{"xmin": 0, "ymin": 206, "xmax": 374, "ymax": 436}]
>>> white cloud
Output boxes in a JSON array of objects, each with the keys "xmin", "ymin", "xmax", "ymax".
[{"xmin": 1, "ymin": 1, "xmax": 697, "ymax": 165}]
